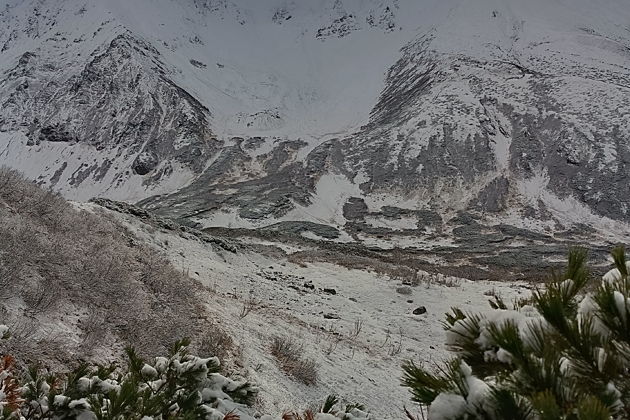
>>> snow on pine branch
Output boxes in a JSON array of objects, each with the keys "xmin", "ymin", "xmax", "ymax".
[
  {"xmin": 402, "ymin": 247, "xmax": 630, "ymax": 420},
  {"xmin": 0, "ymin": 334, "xmax": 373, "ymax": 420}
]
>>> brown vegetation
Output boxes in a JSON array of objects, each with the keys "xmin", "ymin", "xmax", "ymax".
[
  {"xmin": 270, "ymin": 335, "xmax": 318, "ymax": 385},
  {"xmin": 0, "ymin": 168, "xmax": 233, "ymax": 369}
]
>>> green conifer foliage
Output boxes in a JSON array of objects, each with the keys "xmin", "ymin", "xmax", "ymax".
[
  {"xmin": 0, "ymin": 339, "xmax": 257, "ymax": 419},
  {"xmin": 402, "ymin": 247, "xmax": 630, "ymax": 420}
]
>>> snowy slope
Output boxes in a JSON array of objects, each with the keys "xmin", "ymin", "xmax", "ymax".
[
  {"xmin": 101, "ymin": 200, "xmax": 530, "ymax": 419},
  {"xmin": 138, "ymin": 0, "xmax": 630, "ymax": 242},
  {"xmin": 0, "ymin": 0, "xmax": 417, "ymax": 138}
]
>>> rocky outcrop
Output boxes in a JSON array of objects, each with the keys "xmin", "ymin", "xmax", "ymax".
[{"xmin": 0, "ymin": 26, "xmax": 219, "ymax": 196}]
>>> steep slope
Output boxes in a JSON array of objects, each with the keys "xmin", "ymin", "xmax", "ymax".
[
  {"xmin": 1, "ymin": 0, "xmax": 630, "ymax": 242},
  {"xmin": 337, "ymin": 0, "xmax": 630, "ymax": 234},
  {"xmin": 0, "ymin": 167, "xmax": 536, "ymax": 419},
  {"xmin": 0, "ymin": 0, "xmax": 412, "ymax": 200},
  {"xmin": 139, "ymin": 0, "xmax": 630, "ymax": 243}
]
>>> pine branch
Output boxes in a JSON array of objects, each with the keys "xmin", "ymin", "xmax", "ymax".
[{"xmin": 401, "ymin": 361, "xmax": 452, "ymax": 405}]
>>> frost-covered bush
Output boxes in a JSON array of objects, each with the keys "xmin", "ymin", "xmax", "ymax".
[
  {"xmin": 0, "ymin": 167, "xmax": 221, "ymax": 365},
  {"xmin": 402, "ymin": 247, "xmax": 630, "ymax": 419},
  {"xmin": 0, "ymin": 339, "xmax": 257, "ymax": 420}
]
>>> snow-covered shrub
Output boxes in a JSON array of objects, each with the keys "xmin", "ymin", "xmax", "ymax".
[
  {"xmin": 0, "ymin": 339, "xmax": 258, "ymax": 420},
  {"xmin": 0, "ymin": 334, "xmax": 375, "ymax": 419},
  {"xmin": 402, "ymin": 247, "xmax": 630, "ymax": 419},
  {"xmin": 200, "ymin": 327, "xmax": 239, "ymax": 365}
]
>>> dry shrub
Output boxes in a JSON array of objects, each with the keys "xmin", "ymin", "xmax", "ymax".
[
  {"xmin": 270, "ymin": 336, "xmax": 318, "ymax": 385},
  {"xmin": 0, "ymin": 167, "xmax": 228, "ymax": 368},
  {"xmin": 199, "ymin": 326, "xmax": 239, "ymax": 367},
  {"xmin": 282, "ymin": 411, "xmax": 315, "ymax": 420},
  {"xmin": 289, "ymin": 250, "xmax": 419, "ymax": 284}
]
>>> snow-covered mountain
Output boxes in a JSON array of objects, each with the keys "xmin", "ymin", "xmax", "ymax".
[{"xmin": 1, "ymin": 0, "xmax": 630, "ymax": 242}]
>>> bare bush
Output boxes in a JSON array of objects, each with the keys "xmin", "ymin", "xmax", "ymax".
[
  {"xmin": 380, "ymin": 327, "xmax": 405, "ymax": 357},
  {"xmin": 389, "ymin": 267, "xmax": 420, "ymax": 286},
  {"xmin": 388, "ymin": 327, "xmax": 405, "ymax": 357},
  {"xmin": 78, "ymin": 308, "xmax": 108, "ymax": 354},
  {"xmin": 270, "ymin": 336, "xmax": 318, "ymax": 385},
  {"xmin": 199, "ymin": 326, "xmax": 237, "ymax": 365},
  {"xmin": 239, "ymin": 296, "xmax": 260, "ymax": 319},
  {"xmin": 350, "ymin": 319, "xmax": 364, "ymax": 338},
  {"xmin": 0, "ymin": 167, "xmax": 224, "ymax": 368},
  {"xmin": 21, "ymin": 280, "xmax": 58, "ymax": 317},
  {"xmin": 324, "ymin": 337, "xmax": 341, "ymax": 357}
]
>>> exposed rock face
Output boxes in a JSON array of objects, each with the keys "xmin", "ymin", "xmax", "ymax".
[
  {"xmin": 0, "ymin": 5, "xmax": 219, "ymax": 200},
  {"xmin": 316, "ymin": 6, "xmax": 360, "ymax": 40},
  {"xmin": 261, "ymin": 221, "xmax": 341, "ymax": 239},
  {"xmin": 343, "ymin": 197, "xmax": 369, "ymax": 220},
  {"xmin": 366, "ymin": 5, "xmax": 397, "ymax": 32},
  {"xmin": 327, "ymin": 23, "xmax": 630, "ymax": 233},
  {"xmin": 139, "ymin": 137, "xmax": 317, "ymax": 221},
  {"xmin": 474, "ymin": 177, "xmax": 510, "ymax": 213},
  {"xmin": 132, "ymin": 151, "xmax": 160, "ymax": 176}
]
